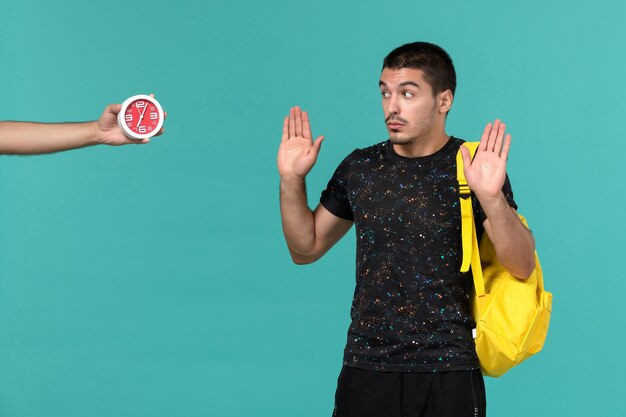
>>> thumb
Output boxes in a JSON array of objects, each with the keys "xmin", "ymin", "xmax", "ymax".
[
  {"xmin": 107, "ymin": 104, "xmax": 122, "ymax": 115},
  {"xmin": 313, "ymin": 136, "xmax": 324, "ymax": 152},
  {"xmin": 459, "ymin": 144, "xmax": 471, "ymax": 169}
]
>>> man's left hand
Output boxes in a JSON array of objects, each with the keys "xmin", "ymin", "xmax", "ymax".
[{"xmin": 460, "ymin": 119, "xmax": 511, "ymax": 202}]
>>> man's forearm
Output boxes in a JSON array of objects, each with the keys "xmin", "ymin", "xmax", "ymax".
[
  {"xmin": 0, "ymin": 121, "xmax": 100, "ymax": 155},
  {"xmin": 479, "ymin": 193, "xmax": 536, "ymax": 279},
  {"xmin": 279, "ymin": 177, "xmax": 317, "ymax": 259}
]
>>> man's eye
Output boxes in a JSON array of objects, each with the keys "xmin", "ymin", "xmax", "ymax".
[
  {"xmin": 381, "ymin": 91, "xmax": 391, "ymax": 98},
  {"xmin": 403, "ymin": 91, "xmax": 414, "ymax": 98}
]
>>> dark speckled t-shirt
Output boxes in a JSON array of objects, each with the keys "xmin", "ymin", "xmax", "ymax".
[{"xmin": 320, "ymin": 137, "xmax": 516, "ymax": 372}]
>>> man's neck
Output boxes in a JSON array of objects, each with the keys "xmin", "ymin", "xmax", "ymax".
[{"xmin": 392, "ymin": 131, "xmax": 450, "ymax": 158}]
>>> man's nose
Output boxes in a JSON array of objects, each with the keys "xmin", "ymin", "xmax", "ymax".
[{"xmin": 386, "ymin": 95, "xmax": 400, "ymax": 115}]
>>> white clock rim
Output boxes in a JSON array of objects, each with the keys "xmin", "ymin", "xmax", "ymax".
[{"xmin": 117, "ymin": 94, "xmax": 164, "ymax": 140}]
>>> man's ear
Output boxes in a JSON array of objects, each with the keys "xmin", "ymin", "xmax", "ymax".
[{"xmin": 439, "ymin": 89, "xmax": 454, "ymax": 114}]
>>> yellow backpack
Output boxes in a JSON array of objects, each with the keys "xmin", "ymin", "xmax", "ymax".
[{"xmin": 456, "ymin": 142, "xmax": 553, "ymax": 377}]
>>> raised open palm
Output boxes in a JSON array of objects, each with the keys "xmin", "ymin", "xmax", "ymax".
[
  {"xmin": 460, "ymin": 119, "xmax": 511, "ymax": 200},
  {"xmin": 277, "ymin": 106, "xmax": 324, "ymax": 179}
]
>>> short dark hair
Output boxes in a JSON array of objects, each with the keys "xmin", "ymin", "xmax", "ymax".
[{"xmin": 383, "ymin": 42, "xmax": 456, "ymax": 96}]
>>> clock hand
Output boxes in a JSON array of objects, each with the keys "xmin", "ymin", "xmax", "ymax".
[{"xmin": 136, "ymin": 101, "xmax": 149, "ymax": 128}]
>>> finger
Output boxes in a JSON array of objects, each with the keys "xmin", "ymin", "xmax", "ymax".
[
  {"xmin": 150, "ymin": 93, "xmax": 155, "ymax": 98},
  {"xmin": 294, "ymin": 106, "xmax": 303, "ymax": 137},
  {"xmin": 302, "ymin": 111, "xmax": 312, "ymax": 140},
  {"xmin": 494, "ymin": 122, "xmax": 506, "ymax": 156},
  {"xmin": 282, "ymin": 116, "xmax": 289, "ymax": 143},
  {"xmin": 501, "ymin": 134, "xmax": 511, "ymax": 160},
  {"xmin": 479, "ymin": 122, "xmax": 492, "ymax": 151},
  {"xmin": 155, "ymin": 127, "xmax": 165, "ymax": 137},
  {"xmin": 488, "ymin": 119, "xmax": 500, "ymax": 152},
  {"xmin": 164, "ymin": 111, "xmax": 168, "ymax": 120},
  {"xmin": 289, "ymin": 107, "xmax": 295, "ymax": 137}
]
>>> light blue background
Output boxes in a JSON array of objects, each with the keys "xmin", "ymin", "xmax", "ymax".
[{"xmin": 1, "ymin": 0, "xmax": 623, "ymax": 415}]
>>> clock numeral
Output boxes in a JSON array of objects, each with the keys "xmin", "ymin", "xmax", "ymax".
[
  {"xmin": 125, "ymin": 114, "xmax": 133, "ymax": 122},
  {"xmin": 136, "ymin": 101, "xmax": 147, "ymax": 109},
  {"xmin": 150, "ymin": 112, "xmax": 158, "ymax": 120},
  {"xmin": 138, "ymin": 126, "xmax": 147, "ymax": 134}
]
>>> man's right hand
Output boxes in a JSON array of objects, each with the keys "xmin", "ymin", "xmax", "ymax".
[{"xmin": 277, "ymin": 106, "xmax": 324, "ymax": 179}]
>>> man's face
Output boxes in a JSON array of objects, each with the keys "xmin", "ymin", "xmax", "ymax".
[{"xmin": 379, "ymin": 67, "xmax": 443, "ymax": 145}]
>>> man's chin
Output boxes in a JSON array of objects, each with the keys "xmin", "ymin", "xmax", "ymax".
[{"xmin": 389, "ymin": 136, "xmax": 413, "ymax": 145}]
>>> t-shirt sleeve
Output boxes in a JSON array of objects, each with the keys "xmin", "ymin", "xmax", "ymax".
[
  {"xmin": 319, "ymin": 155, "xmax": 354, "ymax": 221},
  {"xmin": 473, "ymin": 173, "xmax": 518, "ymax": 225}
]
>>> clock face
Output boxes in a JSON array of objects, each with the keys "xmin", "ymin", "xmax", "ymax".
[{"xmin": 118, "ymin": 95, "xmax": 164, "ymax": 139}]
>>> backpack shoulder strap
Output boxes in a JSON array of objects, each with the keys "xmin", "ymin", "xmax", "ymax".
[{"xmin": 456, "ymin": 142, "xmax": 479, "ymax": 273}]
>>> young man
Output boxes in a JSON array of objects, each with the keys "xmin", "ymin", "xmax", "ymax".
[
  {"xmin": 278, "ymin": 42, "xmax": 535, "ymax": 417},
  {"xmin": 0, "ymin": 97, "xmax": 164, "ymax": 154}
]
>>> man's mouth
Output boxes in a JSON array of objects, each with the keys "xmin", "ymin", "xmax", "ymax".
[
  {"xmin": 386, "ymin": 115, "xmax": 408, "ymax": 130},
  {"xmin": 387, "ymin": 122, "xmax": 405, "ymax": 129}
]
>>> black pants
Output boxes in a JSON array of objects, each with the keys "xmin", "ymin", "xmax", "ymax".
[{"xmin": 332, "ymin": 365, "xmax": 486, "ymax": 417}]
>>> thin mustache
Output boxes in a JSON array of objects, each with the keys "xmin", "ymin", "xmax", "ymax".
[{"xmin": 385, "ymin": 115, "xmax": 408, "ymax": 124}]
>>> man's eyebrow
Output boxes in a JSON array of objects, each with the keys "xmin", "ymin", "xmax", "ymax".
[
  {"xmin": 378, "ymin": 80, "xmax": 421, "ymax": 88},
  {"xmin": 400, "ymin": 81, "xmax": 420, "ymax": 88}
]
